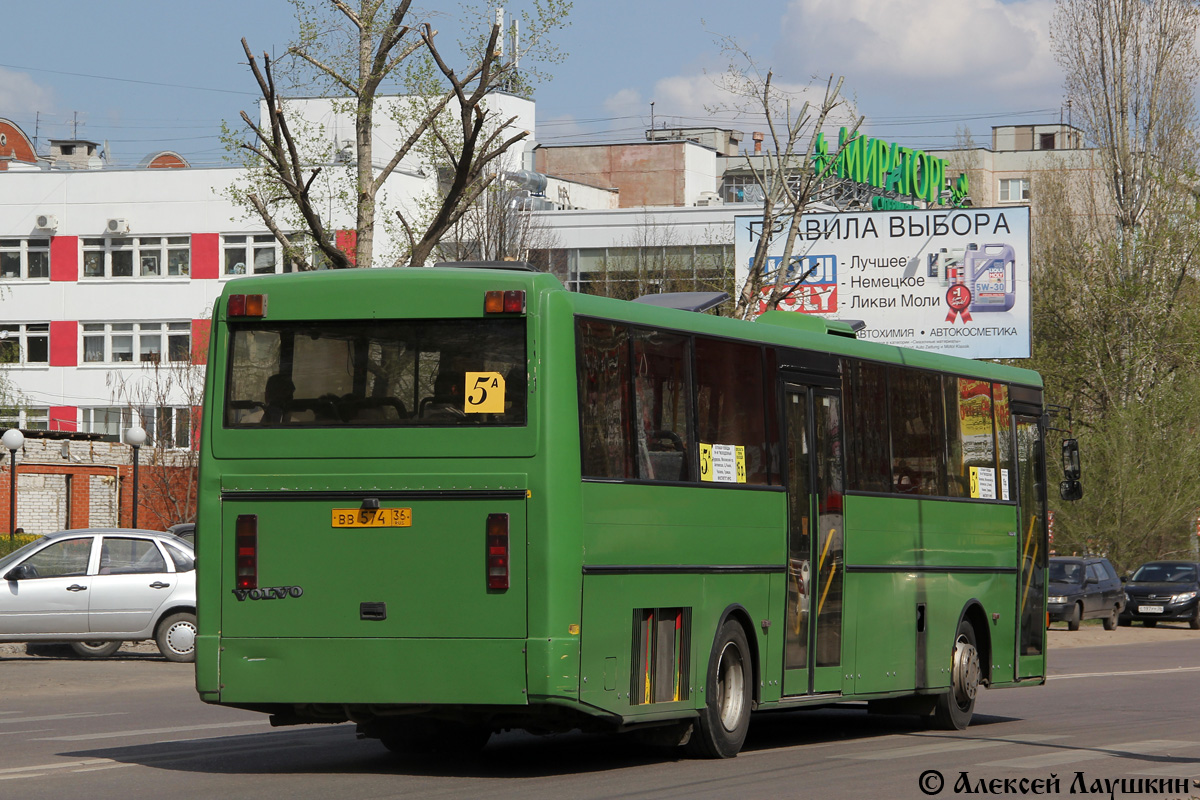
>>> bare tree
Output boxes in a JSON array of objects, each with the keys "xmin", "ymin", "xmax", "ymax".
[
  {"xmin": 229, "ymin": 0, "xmax": 570, "ymax": 269},
  {"xmin": 1051, "ymin": 0, "xmax": 1200, "ymax": 239},
  {"xmin": 706, "ymin": 37, "xmax": 861, "ymax": 319},
  {"xmin": 110, "ymin": 357, "xmax": 205, "ymax": 528},
  {"xmin": 434, "ymin": 169, "xmax": 560, "ymax": 263}
]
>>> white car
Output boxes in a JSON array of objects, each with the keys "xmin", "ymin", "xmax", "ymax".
[{"xmin": 0, "ymin": 528, "xmax": 196, "ymax": 661}]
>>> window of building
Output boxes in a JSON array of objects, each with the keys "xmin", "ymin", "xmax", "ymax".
[
  {"xmin": 0, "ymin": 239, "xmax": 50, "ymax": 280},
  {"xmin": 83, "ymin": 237, "xmax": 190, "ymax": 279},
  {"xmin": 82, "ymin": 322, "xmax": 191, "ymax": 364},
  {"xmin": 81, "ymin": 406, "xmax": 131, "ymax": 438},
  {"xmin": 0, "ymin": 323, "xmax": 49, "ymax": 365},
  {"xmin": 1039, "ymin": 132, "xmax": 1056, "ymax": 150},
  {"xmin": 0, "ymin": 407, "xmax": 49, "ymax": 431},
  {"xmin": 82, "ymin": 405, "xmax": 192, "ymax": 448},
  {"xmin": 999, "ymin": 178, "xmax": 1030, "ymax": 203},
  {"xmin": 224, "ymin": 234, "xmax": 279, "ymax": 275},
  {"xmin": 721, "ymin": 175, "xmax": 767, "ymax": 204},
  {"xmin": 148, "ymin": 406, "xmax": 193, "ymax": 449}
]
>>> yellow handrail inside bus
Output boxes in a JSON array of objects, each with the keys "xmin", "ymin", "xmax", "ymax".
[{"xmin": 1019, "ymin": 515, "xmax": 1037, "ymax": 615}]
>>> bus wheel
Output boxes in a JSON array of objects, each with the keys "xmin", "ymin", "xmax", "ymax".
[
  {"xmin": 932, "ymin": 619, "xmax": 980, "ymax": 731},
  {"xmin": 379, "ymin": 720, "xmax": 491, "ymax": 756},
  {"xmin": 687, "ymin": 620, "xmax": 752, "ymax": 758}
]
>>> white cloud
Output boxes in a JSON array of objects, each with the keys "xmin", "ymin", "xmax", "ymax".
[
  {"xmin": 776, "ymin": 0, "xmax": 1060, "ymax": 106},
  {"xmin": 0, "ymin": 68, "xmax": 55, "ymax": 117}
]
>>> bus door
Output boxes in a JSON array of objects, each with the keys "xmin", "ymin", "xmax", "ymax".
[
  {"xmin": 1014, "ymin": 414, "xmax": 1048, "ymax": 679},
  {"xmin": 781, "ymin": 380, "xmax": 845, "ymax": 697}
]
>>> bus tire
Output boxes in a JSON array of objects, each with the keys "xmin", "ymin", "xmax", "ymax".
[
  {"xmin": 686, "ymin": 619, "xmax": 752, "ymax": 758},
  {"xmin": 932, "ymin": 618, "xmax": 980, "ymax": 731},
  {"xmin": 379, "ymin": 720, "xmax": 490, "ymax": 756}
]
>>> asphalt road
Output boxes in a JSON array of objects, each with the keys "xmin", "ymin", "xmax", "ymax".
[{"xmin": 1, "ymin": 636, "xmax": 1199, "ymax": 799}]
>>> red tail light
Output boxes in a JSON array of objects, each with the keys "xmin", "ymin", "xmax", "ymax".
[
  {"xmin": 484, "ymin": 290, "xmax": 525, "ymax": 314},
  {"xmin": 228, "ymin": 294, "xmax": 266, "ymax": 318},
  {"xmin": 486, "ymin": 513, "xmax": 509, "ymax": 591},
  {"xmin": 236, "ymin": 514, "xmax": 258, "ymax": 590}
]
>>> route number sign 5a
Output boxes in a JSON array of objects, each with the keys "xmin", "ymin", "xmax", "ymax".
[{"xmin": 465, "ymin": 372, "xmax": 505, "ymax": 413}]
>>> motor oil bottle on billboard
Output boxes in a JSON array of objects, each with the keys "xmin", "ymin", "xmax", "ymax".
[{"xmin": 966, "ymin": 243, "xmax": 1016, "ymax": 312}]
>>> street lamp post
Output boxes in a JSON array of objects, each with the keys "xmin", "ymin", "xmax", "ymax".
[
  {"xmin": 2, "ymin": 429, "xmax": 24, "ymax": 542},
  {"xmin": 124, "ymin": 425, "xmax": 147, "ymax": 529}
]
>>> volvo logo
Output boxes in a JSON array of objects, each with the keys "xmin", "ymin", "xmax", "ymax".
[{"xmin": 232, "ymin": 585, "xmax": 304, "ymax": 601}]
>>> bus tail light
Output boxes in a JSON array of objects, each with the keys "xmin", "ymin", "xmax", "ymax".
[
  {"xmin": 486, "ymin": 513, "xmax": 509, "ymax": 591},
  {"xmin": 228, "ymin": 294, "xmax": 267, "ymax": 318},
  {"xmin": 235, "ymin": 514, "xmax": 258, "ymax": 590},
  {"xmin": 484, "ymin": 290, "xmax": 525, "ymax": 314}
]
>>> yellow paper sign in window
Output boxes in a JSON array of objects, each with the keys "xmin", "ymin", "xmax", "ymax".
[{"xmin": 465, "ymin": 371, "xmax": 505, "ymax": 413}]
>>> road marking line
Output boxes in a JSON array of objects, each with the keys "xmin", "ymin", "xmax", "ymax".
[
  {"xmin": 980, "ymin": 739, "xmax": 1198, "ymax": 768},
  {"xmin": 73, "ymin": 764, "xmax": 136, "ymax": 773},
  {"xmin": 1052, "ymin": 666, "xmax": 1200, "ymax": 681},
  {"xmin": 33, "ymin": 720, "xmax": 270, "ymax": 742},
  {"xmin": 0, "ymin": 712, "xmax": 125, "ymax": 725},
  {"xmin": 0, "ymin": 759, "xmax": 115, "ymax": 775},
  {"xmin": 834, "ymin": 733, "xmax": 1066, "ymax": 761},
  {"xmin": 0, "ymin": 729, "xmax": 50, "ymax": 735}
]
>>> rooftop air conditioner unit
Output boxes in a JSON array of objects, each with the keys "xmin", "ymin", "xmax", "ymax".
[
  {"xmin": 35, "ymin": 214, "xmax": 58, "ymax": 230},
  {"xmin": 695, "ymin": 191, "xmax": 723, "ymax": 207},
  {"xmin": 106, "ymin": 218, "xmax": 130, "ymax": 234}
]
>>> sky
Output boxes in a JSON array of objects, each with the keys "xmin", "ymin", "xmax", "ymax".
[{"xmin": 0, "ymin": 0, "xmax": 1067, "ymax": 168}]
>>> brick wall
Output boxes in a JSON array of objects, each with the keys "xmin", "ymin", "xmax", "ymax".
[{"xmin": 0, "ymin": 438, "xmax": 195, "ymax": 535}]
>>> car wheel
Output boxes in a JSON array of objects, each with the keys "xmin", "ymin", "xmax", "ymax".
[
  {"xmin": 1190, "ymin": 608, "xmax": 1200, "ymax": 631},
  {"xmin": 155, "ymin": 612, "xmax": 197, "ymax": 662},
  {"xmin": 686, "ymin": 619, "xmax": 753, "ymax": 758},
  {"xmin": 932, "ymin": 618, "xmax": 981, "ymax": 731},
  {"xmin": 1102, "ymin": 607, "xmax": 1118, "ymax": 631},
  {"xmin": 1143, "ymin": 619, "xmax": 1157, "ymax": 628},
  {"xmin": 69, "ymin": 641, "xmax": 122, "ymax": 658},
  {"xmin": 1067, "ymin": 602, "xmax": 1082, "ymax": 631}
]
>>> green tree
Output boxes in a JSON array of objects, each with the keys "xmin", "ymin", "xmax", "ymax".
[{"xmin": 1034, "ymin": 0, "xmax": 1200, "ymax": 569}]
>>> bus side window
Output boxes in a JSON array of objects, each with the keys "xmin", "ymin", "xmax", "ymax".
[{"xmin": 632, "ymin": 329, "xmax": 692, "ymax": 482}]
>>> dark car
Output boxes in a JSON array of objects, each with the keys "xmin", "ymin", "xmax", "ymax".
[
  {"xmin": 1118, "ymin": 561, "xmax": 1200, "ymax": 629},
  {"xmin": 1047, "ymin": 556, "xmax": 1125, "ymax": 630},
  {"xmin": 165, "ymin": 523, "xmax": 195, "ymax": 546}
]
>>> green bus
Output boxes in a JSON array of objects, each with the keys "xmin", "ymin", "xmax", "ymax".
[{"xmin": 195, "ymin": 263, "xmax": 1053, "ymax": 758}]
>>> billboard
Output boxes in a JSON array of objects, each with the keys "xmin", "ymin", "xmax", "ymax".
[{"xmin": 734, "ymin": 207, "xmax": 1031, "ymax": 359}]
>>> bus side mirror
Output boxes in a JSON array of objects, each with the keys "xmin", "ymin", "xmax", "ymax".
[
  {"xmin": 1059, "ymin": 480, "xmax": 1083, "ymax": 502},
  {"xmin": 1062, "ymin": 439, "xmax": 1081, "ymax": 482}
]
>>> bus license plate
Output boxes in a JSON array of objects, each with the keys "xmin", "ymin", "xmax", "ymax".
[
  {"xmin": 331, "ymin": 508, "xmax": 412, "ymax": 528},
  {"xmin": 1137, "ymin": 605, "xmax": 1163, "ymax": 614}
]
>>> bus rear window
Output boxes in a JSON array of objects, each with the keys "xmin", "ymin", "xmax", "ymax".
[{"xmin": 224, "ymin": 319, "xmax": 526, "ymax": 427}]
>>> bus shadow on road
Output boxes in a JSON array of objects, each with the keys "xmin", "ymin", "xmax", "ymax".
[{"xmin": 58, "ymin": 708, "xmax": 1025, "ymax": 779}]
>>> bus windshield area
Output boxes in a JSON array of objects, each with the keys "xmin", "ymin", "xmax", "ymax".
[{"xmin": 224, "ymin": 318, "xmax": 526, "ymax": 427}]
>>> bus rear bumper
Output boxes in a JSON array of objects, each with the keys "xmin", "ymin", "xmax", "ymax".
[{"xmin": 212, "ymin": 636, "xmax": 530, "ymax": 706}]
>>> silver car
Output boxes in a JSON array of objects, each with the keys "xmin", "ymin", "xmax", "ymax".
[{"xmin": 0, "ymin": 528, "xmax": 196, "ymax": 662}]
